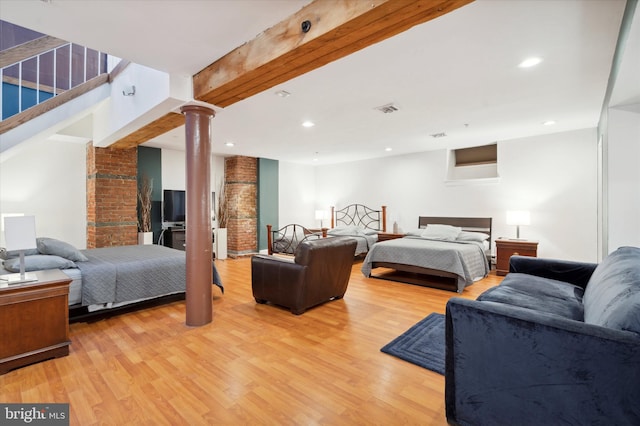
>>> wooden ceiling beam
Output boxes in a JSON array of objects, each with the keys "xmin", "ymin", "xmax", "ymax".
[
  {"xmin": 109, "ymin": 112, "xmax": 185, "ymax": 149},
  {"xmin": 109, "ymin": 0, "xmax": 471, "ymax": 149},
  {"xmin": 193, "ymin": 0, "xmax": 473, "ymax": 108}
]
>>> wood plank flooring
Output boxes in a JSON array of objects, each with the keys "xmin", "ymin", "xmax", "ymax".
[{"xmin": 0, "ymin": 257, "xmax": 502, "ymax": 425}]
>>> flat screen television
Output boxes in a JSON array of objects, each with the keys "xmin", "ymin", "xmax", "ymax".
[{"xmin": 163, "ymin": 189, "xmax": 186, "ymax": 223}]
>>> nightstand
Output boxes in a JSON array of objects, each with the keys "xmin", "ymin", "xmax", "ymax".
[
  {"xmin": 495, "ymin": 239, "xmax": 538, "ymax": 276},
  {"xmin": 377, "ymin": 232, "xmax": 405, "ymax": 242},
  {"xmin": 0, "ymin": 269, "xmax": 71, "ymax": 374}
]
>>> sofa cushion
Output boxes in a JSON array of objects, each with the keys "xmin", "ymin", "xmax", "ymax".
[
  {"xmin": 477, "ymin": 273, "xmax": 585, "ymax": 320},
  {"xmin": 583, "ymin": 246, "xmax": 640, "ymax": 334}
]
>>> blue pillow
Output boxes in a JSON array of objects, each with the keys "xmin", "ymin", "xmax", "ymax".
[
  {"xmin": 37, "ymin": 237, "xmax": 88, "ymax": 262},
  {"xmin": 0, "ymin": 247, "xmax": 39, "ymax": 260},
  {"xmin": 3, "ymin": 255, "xmax": 76, "ymax": 272}
]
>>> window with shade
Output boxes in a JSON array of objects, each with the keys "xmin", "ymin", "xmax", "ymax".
[{"xmin": 446, "ymin": 143, "xmax": 499, "ymax": 183}]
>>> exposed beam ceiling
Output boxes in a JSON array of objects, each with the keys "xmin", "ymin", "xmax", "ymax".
[
  {"xmin": 114, "ymin": 0, "xmax": 472, "ymax": 148},
  {"xmin": 194, "ymin": 0, "xmax": 473, "ymax": 108},
  {"xmin": 0, "ymin": 1, "xmax": 631, "ymax": 165},
  {"xmin": 110, "ymin": 113, "xmax": 185, "ymax": 150}
]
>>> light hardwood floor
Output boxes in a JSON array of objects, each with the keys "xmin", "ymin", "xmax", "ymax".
[{"xmin": 0, "ymin": 257, "xmax": 502, "ymax": 425}]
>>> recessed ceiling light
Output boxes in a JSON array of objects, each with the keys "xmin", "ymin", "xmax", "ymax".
[
  {"xmin": 385, "ymin": 147, "xmax": 392, "ymax": 152},
  {"xmin": 302, "ymin": 120, "xmax": 315, "ymax": 128},
  {"xmin": 543, "ymin": 120, "xmax": 556, "ymax": 126},
  {"xmin": 518, "ymin": 57, "xmax": 542, "ymax": 68},
  {"xmin": 275, "ymin": 90, "xmax": 290, "ymax": 98},
  {"xmin": 225, "ymin": 142, "xmax": 235, "ymax": 147}
]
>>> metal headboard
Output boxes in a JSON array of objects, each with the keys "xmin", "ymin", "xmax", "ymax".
[
  {"xmin": 331, "ymin": 204, "xmax": 387, "ymax": 232},
  {"xmin": 266, "ymin": 224, "xmax": 324, "ymax": 255}
]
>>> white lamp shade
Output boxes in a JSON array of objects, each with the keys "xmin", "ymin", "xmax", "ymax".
[
  {"xmin": 4, "ymin": 215, "xmax": 37, "ymax": 251},
  {"xmin": 506, "ymin": 210, "xmax": 531, "ymax": 226},
  {"xmin": 315, "ymin": 210, "xmax": 328, "ymax": 220}
]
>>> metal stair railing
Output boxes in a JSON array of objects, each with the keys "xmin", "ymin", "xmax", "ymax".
[{"xmin": 1, "ymin": 42, "xmax": 109, "ymax": 121}]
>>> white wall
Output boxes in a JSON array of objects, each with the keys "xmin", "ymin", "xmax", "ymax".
[
  {"xmin": 0, "ymin": 139, "xmax": 87, "ymax": 248},
  {"xmin": 0, "ymin": 127, "xmax": 601, "ymax": 262},
  {"xmin": 282, "ymin": 128, "xmax": 598, "ymax": 262},
  {"xmin": 0, "ymin": 143, "xmax": 225, "ymax": 249},
  {"xmin": 278, "ymin": 161, "xmax": 317, "ymax": 227},
  {"xmin": 607, "ymin": 107, "xmax": 640, "ymax": 251}
]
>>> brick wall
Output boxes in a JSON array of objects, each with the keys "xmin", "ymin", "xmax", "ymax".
[
  {"xmin": 86, "ymin": 143, "xmax": 138, "ymax": 248},
  {"xmin": 225, "ymin": 156, "xmax": 257, "ymax": 256}
]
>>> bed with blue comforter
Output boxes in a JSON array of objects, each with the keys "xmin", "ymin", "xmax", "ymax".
[{"xmin": 1, "ymin": 238, "xmax": 223, "ymax": 313}]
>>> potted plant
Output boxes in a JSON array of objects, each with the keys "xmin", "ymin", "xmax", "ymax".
[
  {"xmin": 137, "ymin": 174, "xmax": 153, "ymax": 245},
  {"xmin": 215, "ymin": 181, "xmax": 228, "ymax": 259}
]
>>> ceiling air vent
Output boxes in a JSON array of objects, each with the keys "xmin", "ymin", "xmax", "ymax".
[
  {"xmin": 430, "ymin": 132, "xmax": 447, "ymax": 138},
  {"xmin": 375, "ymin": 103, "xmax": 400, "ymax": 114}
]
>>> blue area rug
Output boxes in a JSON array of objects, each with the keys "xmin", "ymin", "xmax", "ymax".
[{"xmin": 380, "ymin": 312, "xmax": 445, "ymax": 375}]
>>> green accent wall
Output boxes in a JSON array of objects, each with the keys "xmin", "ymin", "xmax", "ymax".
[
  {"xmin": 257, "ymin": 158, "xmax": 279, "ymax": 251},
  {"xmin": 138, "ymin": 146, "xmax": 162, "ymax": 243}
]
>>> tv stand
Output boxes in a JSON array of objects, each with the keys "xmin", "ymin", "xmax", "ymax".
[
  {"xmin": 164, "ymin": 228, "xmax": 186, "ymax": 251},
  {"xmin": 163, "ymin": 227, "xmax": 216, "ymax": 258}
]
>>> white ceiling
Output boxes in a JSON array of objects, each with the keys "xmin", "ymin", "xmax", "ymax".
[{"xmin": 1, "ymin": 0, "xmax": 632, "ymax": 165}]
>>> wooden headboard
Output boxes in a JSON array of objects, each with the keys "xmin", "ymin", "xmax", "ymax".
[
  {"xmin": 331, "ymin": 204, "xmax": 387, "ymax": 232},
  {"xmin": 418, "ymin": 216, "xmax": 493, "ymax": 249}
]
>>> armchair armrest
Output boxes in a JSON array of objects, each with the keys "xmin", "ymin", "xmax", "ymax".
[
  {"xmin": 251, "ymin": 255, "xmax": 303, "ymax": 286},
  {"xmin": 509, "ymin": 255, "xmax": 597, "ymax": 288},
  {"xmin": 251, "ymin": 255, "xmax": 307, "ymax": 313},
  {"xmin": 445, "ymin": 297, "xmax": 640, "ymax": 425}
]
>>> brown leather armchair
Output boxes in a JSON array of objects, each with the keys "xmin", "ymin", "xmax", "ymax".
[{"xmin": 251, "ymin": 237, "xmax": 357, "ymax": 314}]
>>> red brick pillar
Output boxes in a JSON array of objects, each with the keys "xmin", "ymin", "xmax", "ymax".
[
  {"xmin": 86, "ymin": 143, "xmax": 138, "ymax": 248},
  {"xmin": 225, "ymin": 156, "xmax": 257, "ymax": 257}
]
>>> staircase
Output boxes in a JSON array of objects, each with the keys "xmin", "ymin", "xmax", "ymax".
[{"xmin": 0, "ymin": 21, "xmax": 116, "ymax": 153}]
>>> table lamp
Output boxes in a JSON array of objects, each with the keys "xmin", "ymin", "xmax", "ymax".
[
  {"xmin": 506, "ymin": 210, "xmax": 530, "ymax": 240},
  {"xmin": 1, "ymin": 215, "xmax": 38, "ymax": 284},
  {"xmin": 315, "ymin": 210, "xmax": 329, "ymax": 228}
]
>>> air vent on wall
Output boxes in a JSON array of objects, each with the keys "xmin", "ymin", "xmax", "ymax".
[{"xmin": 375, "ymin": 103, "xmax": 400, "ymax": 114}]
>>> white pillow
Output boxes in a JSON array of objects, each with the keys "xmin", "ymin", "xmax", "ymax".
[
  {"xmin": 405, "ymin": 229, "xmax": 424, "ymax": 237},
  {"xmin": 328, "ymin": 226, "xmax": 359, "ymax": 236},
  {"xmin": 422, "ymin": 224, "xmax": 462, "ymax": 241},
  {"xmin": 456, "ymin": 231, "xmax": 490, "ymax": 242},
  {"xmin": 362, "ymin": 228, "xmax": 378, "ymax": 236}
]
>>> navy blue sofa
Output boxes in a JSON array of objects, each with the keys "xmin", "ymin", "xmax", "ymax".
[{"xmin": 445, "ymin": 246, "xmax": 640, "ymax": 425}]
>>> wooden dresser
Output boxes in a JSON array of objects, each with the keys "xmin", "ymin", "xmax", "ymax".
[
  {"xmin": 495, "ymin": 239, "xmax": 539, "ymax": 276},
  {"xmin": 0, "ymin": 269, "xmax": 71, "ymax": 374}
]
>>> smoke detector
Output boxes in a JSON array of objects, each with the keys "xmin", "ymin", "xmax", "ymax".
[{"xmin": 375, "ymin": 103, "xmax": 400, "ymax": 114}]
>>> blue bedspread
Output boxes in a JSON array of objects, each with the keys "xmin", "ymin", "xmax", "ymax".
[{"xmin": 77, "ymin": 245, "xmax": 223, "ymax": 306}]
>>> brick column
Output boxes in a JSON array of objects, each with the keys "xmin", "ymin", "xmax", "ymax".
[
  {"xmin": 225, "ymin": 156, "xmax": 257, "ymax": 257},
  {"xmin": 86, "ymin": 143, "xmax": 138, "ymax": 248}
]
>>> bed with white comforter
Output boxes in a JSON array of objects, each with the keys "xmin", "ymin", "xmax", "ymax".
[{"xmin": 361, "ymin": 217, "xmax": 493, "ymax": 292}]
